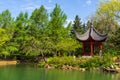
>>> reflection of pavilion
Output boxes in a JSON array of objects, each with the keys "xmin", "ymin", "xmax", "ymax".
[{"xmin": 75, "ymin": 25, "xmax": 107, "ymax": 56}]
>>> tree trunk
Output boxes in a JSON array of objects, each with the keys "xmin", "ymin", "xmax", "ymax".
[
  {"xmin": 56, "ymin": 51, "xmax": 61, "ymax": 56},
  {"xmin": 41, "ymin": 52, "xmax": 47, "ymax": 63}
]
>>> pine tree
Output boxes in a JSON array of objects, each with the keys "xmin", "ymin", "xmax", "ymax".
[
  {"xmin": 86, "ymin": 20, "xmax": 91, "ymax": 29},
  {"xmin": 73, "ymin": 15, "xmax": 84, "ymax": 34},
  {"xmin": 30, "ymin": 5, "xmax": 54, "ymax": 61},
  {"xmin": 30, "ymin": 5, "xmax": 49, "ymax": 38}
]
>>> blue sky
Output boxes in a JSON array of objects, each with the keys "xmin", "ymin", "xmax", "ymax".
[{"xmin": 0, "ymin": 0, "xmax": 99, "ymax": 23}]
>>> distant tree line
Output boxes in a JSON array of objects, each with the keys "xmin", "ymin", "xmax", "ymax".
[{"xmin": 0, "ymin": 0, "xmax": 120, "ymax": 61}]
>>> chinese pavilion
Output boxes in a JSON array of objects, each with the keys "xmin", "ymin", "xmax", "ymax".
[{"xmin": 75, "ymin": 25, "xmax": 107, "ymax": 56}]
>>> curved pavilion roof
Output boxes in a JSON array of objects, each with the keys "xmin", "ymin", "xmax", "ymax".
[{"xmin": 75, "ymin": 25, "xmax": 108, "ymax": 42}]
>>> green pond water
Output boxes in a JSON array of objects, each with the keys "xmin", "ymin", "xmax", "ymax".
[{"xmin": 0, "ymin": 64, "xmax": 120, "ymax": 80}]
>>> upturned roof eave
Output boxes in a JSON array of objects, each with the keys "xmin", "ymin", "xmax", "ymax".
[{"xmin": 75, "ymin": 26, "xmax": 108, "ymax": 42}]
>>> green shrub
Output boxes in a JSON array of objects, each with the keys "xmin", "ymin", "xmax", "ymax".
[
  {"xmin": 79, "ymin": 61, "xmax": 87, "ymax": 68},
  {"xmin": 47, "ymin": 56, "xmax": 80, "ymax": 68},
  {"xmin": 38, "ymin": 55, "xmax": 114, "ymax": 69},
  {"xmin": 79, "ymin": 56, "xmax": 114, "ymax": 68},
  {"xmin": 38, "ymin": 62, "xmax": 46, "ymax": 68},
  {"xmin": 101, "ymin": 54, "xmax": 113, "ymax": 67}
]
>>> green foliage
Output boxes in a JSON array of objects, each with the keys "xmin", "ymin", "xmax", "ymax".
[
  {"xmin": 0, "ymin": 28, "xmax": 9, "ymax": 46},
  {"xmin": 0, "ymin": 9, "xmax": 13, "ymax": 28},
  {"xmin": 48, "ymin": 4, "xmax": 80, "ymax": 56},
  {"xmin": 49, "ymin": 4, "xmax": 67, "ymax": 28},
  {"xmin": 111, "ymin": 28, "xmax": 120, "ymax": 49},
  {"xmin": 79, "ymin": 56, "xmax": 113, "ymax": 68},
  {"xmin": 49, "ymin": 4, "xmax": 67, "ymax": 41},
  {"xmin": 90, "ymin": 0, "xmax": 120, "ymax": 34},
  {"xmin": 29, "ymin": 5, "xmax": 56, "ymax": 57},
  {"xmin": 90, "ymin": 0, "xmax": 120, "ymax": 54},
  {"xmin": 49, "ymin": 4, "xmax": 67, "ymax": 39},
  {"xmin": 98, "ymin": 0, "xmax": 120, "ymax": 21},
  {"xmin": 69, "ymin": 15, "xmax": 85, "ymax": 56},
  {"xmin": 0, "ymin": 28, "xmax": 10, "ymax": 56},
  {"xmin": 30, "ymin": 5, "xmax": 49, "ymax": 37},
  {"xmin": 73, "ymin": 15, "xmax": 84, "ymax": 34},
  {"xmin": 86, "ymin": 20, "xmax": 91, "ymax": 29},
  {"xmin": 56, "ymin": 38, "xmax": 80, "ymax": 55},
  {"xmin": 38, "ymin": 61, "xmax": 46, "ymax": 68},
  {"xmin": 101, "ymin": 54, "xmax": 113, "ymax": 67},
  {"xmin": 0, "ymin": 3, "xmax": 119, "ymax": 61},
  {"xmin": 47, "ymin": 56, "xmax": 80, "ymax": 68},
  {"xmin": 39, "ymin": 56, "xmax": 114, "ymax": 69}
]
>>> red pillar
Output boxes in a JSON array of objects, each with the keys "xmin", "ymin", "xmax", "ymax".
[
  {"xmin": 99, "ymin": 43, "xmax": 102, "ymax": 50},
  {"xmin": 99, "ymin": 43, "xmax": 102, "ymax": 56},
  {"xmin": 90, "ymin": 41, "xmax": 93, "ymax": 56},
  {"xmin": 82, "ymin": 43, "xmax": 85, "ymax": 56}
]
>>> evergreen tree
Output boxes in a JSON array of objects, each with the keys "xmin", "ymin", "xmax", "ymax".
[
  {"xmin": 86, "ymin": 20, "xmax": 91, "ymax": 29},
  {"xmin": 0, "ymin": 28, "xmax": 10, "ymax": 59},
  {"xmin": 8, "ymin": 12, "xmax": 31, "ymax": 59},
  {"xmin": 49, "ymin": 4, "xmax": 68, "ymax": 55},
  {"xmin": 0, "ymin": 9, "xmax": 16, "ymax": 59},
  {"xmin": 29, "ymin": 5, "xmax": 54, "ymax": 61},
  {"xmin": 0, "ymin": 9, "xmax": 13, "ymax": 28},
  {"xmin": 73, "ymin": 15, "xmax": 84, "ymax": 34},
  {"xmin": 30, "ymin": 5, "xmax": 49, "ymax": 38}
]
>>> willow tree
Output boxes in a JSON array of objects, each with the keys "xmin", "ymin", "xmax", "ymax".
[
  {"xmin": 91, "ymin": 0, "xmax": 120, "ymax": 33},
  {"xmin": 113, "ymin": 28, "xmax": 120, "ymax": 46},
  {"xmin": 98, "ymin": 0, "xmax": 120, "ymax": 22},
  {"xmin": 90, "ymin": 0, "xmax": 120, "ymax": 53}
]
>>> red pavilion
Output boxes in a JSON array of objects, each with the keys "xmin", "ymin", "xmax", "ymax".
[{"xmin": 75, "ymin": 25, "xmax": 107, "ymax": 56}]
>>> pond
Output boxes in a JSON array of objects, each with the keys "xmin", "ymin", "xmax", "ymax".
[{"xmin": 0, "ymin": 64, "xmax": 120, "ymax": 80}]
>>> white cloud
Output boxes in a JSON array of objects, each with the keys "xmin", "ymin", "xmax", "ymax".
[
  {"xmin": 86, "ymin": 0, "xmax": 92, "ymax": 5},
  {"xmin": 21, "ymin": 3, "xmax": 39, "ymax": 10}
]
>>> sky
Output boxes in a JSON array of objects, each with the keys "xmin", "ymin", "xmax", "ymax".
[{"xmin": 0, "ymin": 0, "xmax": 99, "ymax": 23}]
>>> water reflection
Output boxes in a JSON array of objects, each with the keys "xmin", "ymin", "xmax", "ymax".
[{"xmin": 0, "ymin": 64, "xmax": 120, "ymax": 80}]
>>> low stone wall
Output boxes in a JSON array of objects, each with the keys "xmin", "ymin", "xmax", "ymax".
[{"xmin": 0, "ymin": 61, "xmax": 17, "ymax": 66}]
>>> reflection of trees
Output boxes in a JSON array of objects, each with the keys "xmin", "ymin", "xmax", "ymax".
[{"xmin": 111, "ymin": 73, "xmax": 120, "ymax": 80}]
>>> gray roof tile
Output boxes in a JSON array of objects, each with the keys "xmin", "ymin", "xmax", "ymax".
[{"xmin": 75, "ymin": 26, "xmax": 107, "ymax": 42}]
